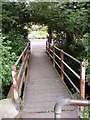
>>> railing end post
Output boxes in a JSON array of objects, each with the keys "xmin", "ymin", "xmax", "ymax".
[
  {"xmin": 11, "ymin": 64, "xmax": 20, "ymax": 110},
  {"xmin": 80, "ymin": 61, "xmax": 85, "ymax": 110},
  {"xmin": 54, "ymin": 98, "xmax": 70, "ymax": 119},
  {"xmin": 11, "ymin": 64, "xmax": 16, "ymax": 71},
  {"xmin": 80, "ymin": 61, "xmax": 85, "ymax": 100}
]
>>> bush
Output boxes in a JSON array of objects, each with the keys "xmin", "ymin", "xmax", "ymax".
[{"xmin": 1, "ymin": 33, "xmax": 27, "ymax": 99}]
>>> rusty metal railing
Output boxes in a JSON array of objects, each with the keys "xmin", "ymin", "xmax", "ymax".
[
  {"xmin": 54, "ymin": 98, "xmax": 90, "ymax": 119},
  {"xmin": 11, "ymin": 41, "xmax": 31, "ymax": 110},
  {"xmin": 46, "ymin": 40, "xmax": 85, "ymax": 101}
]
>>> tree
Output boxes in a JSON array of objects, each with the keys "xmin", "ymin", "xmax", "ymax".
[{"xmin": 2, "ymin": 1, "xmax": 90, "ymax": 98}]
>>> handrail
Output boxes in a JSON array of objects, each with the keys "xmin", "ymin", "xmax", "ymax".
[
  {"xmin": 54, "ymin": 98, "xmax": 90, "ymax": 118},
  {"xmin": 11, "ymin": 41, "xmax": 31, "ymax": 110},
  {"xmin": 15, "ymin": 52, "xmax": 24, "ymax": 66},
  {"xmin": 54, "ymin": 46, "xmax": 61, "ymax": 52},
  {"xmin": 46, "ymin": 41, "xmax": 85, "ymax": 100},
  {"xmin": 51, "ymin": 44, "xmax": 80, "ymax": 64},
  {"xmin": 62, "ymin": 51, "xmax": 80, "ymax": 64},
  {"xmin": 63, "ymin": 71, "xmax": 80, "ymax": 93},
  {"xmin": 62, "ymin": 60, "xmax": 80, "ymax": 79}
]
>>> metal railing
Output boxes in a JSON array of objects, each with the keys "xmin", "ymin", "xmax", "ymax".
[
  {"xmin": 54, "ymin": 98, "xmax": 90, "ymax": 119},
  {"xmin": 46, "ymin": 41, "xmax": 85, "ymax": 100},
  {"xmin": 11, "ymin": 41, "xmax": 31, "ymax": 110}
]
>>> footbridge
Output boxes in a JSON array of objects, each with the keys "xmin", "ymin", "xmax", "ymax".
[{"xmin": 10, "ymin": 39, "xmax": 90, "ymax": 118}]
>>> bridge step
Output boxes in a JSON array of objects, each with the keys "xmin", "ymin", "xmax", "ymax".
[
  {"xmin": 21, "ymin": 112, "xmax": 54, "ymax": 118},
  {"xmin": 21, "ymin": 109, "xmax": 79, "ymax": 118}
]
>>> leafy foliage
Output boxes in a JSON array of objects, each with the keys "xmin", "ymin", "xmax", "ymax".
[
  {"xmin": 2, "ymin": 1, "xmax": 90, "ymax": 99},
  {"xmin": 81, "ymin": 33, "xmax": 90, "ymax": 84},
  {"xmin": 1, "ymin": 33, "xmax": 26, "ymax": 98},
  {"xmin": 2, "ymin": 2, "xmax": 28, "ymax": 98}
]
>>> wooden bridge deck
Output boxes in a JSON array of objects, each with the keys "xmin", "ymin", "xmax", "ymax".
[{"xmin": 22, "ymin": 39, "xmax": 79, "ymax": 118}]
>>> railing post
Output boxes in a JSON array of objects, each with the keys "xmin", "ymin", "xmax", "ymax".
[
  {"xmin": 27, "ymin": 43, "xmax": 30, "ymax": 66},
  {"xmin": 27, "ymin": 43, "xmax": 30, "ymax": 70},
  {"xmin": 26, "ymin": 46, "xmax": 28, "ymax": 68},
  {"xmin": 61, "ymin": 49, "xmax": 64, "ymax": 81},
  {"xmin": 53, "ymin": 43, "xmax": 55, "ymax": 67},
  {"xmin": 29, "ymin": 42, "xmax": 31, "ymax": 56},
  {"xmin": 47, "ymin": 35, "xmax": 50, "ymax": 60},
  {"xmin": 22, "ymin": 52, "xmax": 25, "ymax": 83},
  {"xmin": 26, "ymin": 46, "xmax": 28, "ymax": 60},
  {"xmin": 49, "ymin": 42, "xmax": 50, "ymax": 60},
  {"xmin": 11, "ymin": 65, "xmax": 20, "ymax": 110},
  {"xmin": 80, "ymin": 61, "xmax": 85, "ymax": 100},
  {"xmin": 80, "ymin": 62, "xmax": 85, "ymax": 110},
  {"xmin": 46, "ymin": 41, "xmax": 47, "ymax": 51}
]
